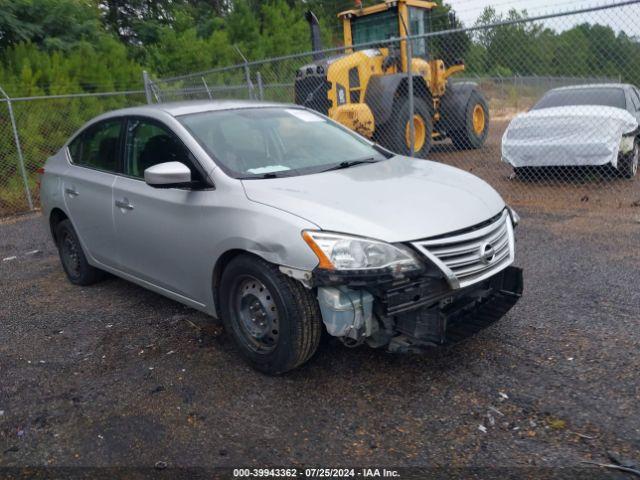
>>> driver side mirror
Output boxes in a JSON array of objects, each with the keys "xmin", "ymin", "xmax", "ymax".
[{"xmin": 144, "ymin": 161, "xmax": 192, "ymax": 188}]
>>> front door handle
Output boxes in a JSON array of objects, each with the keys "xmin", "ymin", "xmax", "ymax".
[
  {"xmin": 115, "ymin": 199, "xmax": 134, "ymax": 211},
  {"xmin": 64, "ymin": 187, "xmax": 79, "ymax": 197}
]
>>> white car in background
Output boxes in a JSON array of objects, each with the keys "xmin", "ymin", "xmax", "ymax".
[{"xmin": 502, "ymin": 84, "xmax": 640, "ymax": 179}]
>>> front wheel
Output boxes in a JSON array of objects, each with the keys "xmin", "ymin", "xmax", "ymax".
[
  {"xmin": 219, "ymin": 255, "xmax": 322, "ymax": 375},
  {"xmin": 618, "ymin": 141, "xmax": 639, "ymax": 179},
  {"xmin": 378, "ymin": 97, "xmax": 433, "ymax": 158},
  {"xmin": 450, "ymin": 90, "xmax": 490, "ymax": 150}
]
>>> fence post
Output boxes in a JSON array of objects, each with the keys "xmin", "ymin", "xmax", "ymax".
[
  {"xmin": 243, "ymin": 64, "xmax": 254, "ymax": 100},
  {"xmin": 514, "ymin": 74, "xmax": 520, "ymax": 112},
  {"xmin": 201, "ymin": 77, "xmax": 213, "ymax": 100},
  {"xmin": 406, "ymin": 37, "xmax": 415, "ymax": 157},
  {"xmin": 142, "ymin": 70, "xmax": 153, "ymax": 104},
  {"xmin": 256, "ymin": 72, "xmax": 264, "ymax": 101},
  {"xmin": 234, "ymin": 46, "xmax": 254, "ymax": 100},
  {"xmin": 0, "ymin": 85, "xmax": 34, "ymax": 211}
]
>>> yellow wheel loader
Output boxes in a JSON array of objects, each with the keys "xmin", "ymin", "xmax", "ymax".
[{"xmin": 294, "ymin": 0, "xmax": 489, "ymax": 157}]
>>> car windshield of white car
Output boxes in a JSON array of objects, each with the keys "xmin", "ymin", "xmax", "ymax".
[
  {"xmin": 178, "ymin": 107, "xmax": 388, "ymax": 179},
  {"xmin": 532, "ymin": 87, "xmax": 626, "ymax": 111}
]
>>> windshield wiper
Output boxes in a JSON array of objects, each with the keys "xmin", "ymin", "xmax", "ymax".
[
  {"xmin": 320, "ymin": 157, "xmax": 380, "ymax": 173},
  {"xmin": 241, "ymin": 170, "xmax": 297, "ymax": 180}
]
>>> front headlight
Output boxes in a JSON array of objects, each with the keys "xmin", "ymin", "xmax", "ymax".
[
  {"xmin": 620, "ymin": 134, "xmax": 635, "ymax": 154},
  {"xmin": 302, "ymin": 231, "xmax": 422, "ymax": 273}
]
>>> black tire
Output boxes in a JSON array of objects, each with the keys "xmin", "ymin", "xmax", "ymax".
[
  {"xmin": 54, "ymin": 219, "xmax": 104, "ymax": 286},
  {"xmin": 379, "ymin": 97, "xmax": 433, "ymax": 158},
  {"xmin": 450, "ymin": 90, "xmax": 489, "ymax": 150},
  {"xmin": 618, "ymin": 141, "xmax": 639, "ymax": 179},
  {"xmin": 219, "ymin": 254, "xmax": 322, "ymax": 375},
  {"xmin": 514, "ymin": 167, "xmax": 534, "ymax": 181}
]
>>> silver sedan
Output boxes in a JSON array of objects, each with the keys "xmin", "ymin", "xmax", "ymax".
[{"xmin": 40, "ymin": 101, "xmax": 522, "ymax": 374}]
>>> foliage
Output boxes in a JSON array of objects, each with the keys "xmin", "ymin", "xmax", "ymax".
[{"xmin": 1, "ymin": 0, "xmax": 638, "ymax": 96}]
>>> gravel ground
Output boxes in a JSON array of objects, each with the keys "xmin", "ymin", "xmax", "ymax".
[{"xmin": 1, "ymin": 208, "xmax": 639, "ymax": 478}]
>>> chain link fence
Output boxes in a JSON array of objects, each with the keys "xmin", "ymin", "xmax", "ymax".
[
  {"xmin": 0, "ymin": 91, "xmax": 147, "ymax": 216},
  {"xmin": 1, "ymin": 0, "xmax": 640, "ymax": 217},
  {"xmin": 148, "ymin": 0, "xmax": 640, "ymax": 211}
]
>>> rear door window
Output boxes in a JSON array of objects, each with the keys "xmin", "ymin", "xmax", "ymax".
[{"xmin": 68, "ymin": 119, "xmax": 123, "ymax": 172}]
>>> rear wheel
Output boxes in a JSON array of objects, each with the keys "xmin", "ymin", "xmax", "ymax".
[
  {"xmin": 379, "ymin": 97, "xmax": 433, "ymax": 158},
  {"xmin": 219, "ymin": 255, "xmax": 322, "ymax": 375},
  {"xmin": 55, "ymin": 219, "xmax": 104, "ymax": 286},
  {"xmin": 451, "ymin": 90, "xmax": 489, "ymax": 150},
  {"xmin": 618, "ymin": 141, "xmax": 639, "ymax": 179}
]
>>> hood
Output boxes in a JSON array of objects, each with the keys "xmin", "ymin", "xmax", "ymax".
[{"xmin": 241, "ymin": 156, "xmax": 505, "ymax": 243}]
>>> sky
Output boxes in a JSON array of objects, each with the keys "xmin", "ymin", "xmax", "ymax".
[{"xmin": 446, "ymin": 0, "xmax": 640, "ymax": 36}]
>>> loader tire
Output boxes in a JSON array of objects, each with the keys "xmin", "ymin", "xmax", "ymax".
[
  {"xmin": 450, "ymin": 90, "xmax": 489, "ymax": 150},
  {"xmin": 380, "ymin": 97, "xmax": 433, "ymax": 158}
]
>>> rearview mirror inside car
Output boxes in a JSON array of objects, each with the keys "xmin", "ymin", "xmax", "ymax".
[{"xmin": 144, "ymin": 161, "xmax": 192, "ymax": 188}]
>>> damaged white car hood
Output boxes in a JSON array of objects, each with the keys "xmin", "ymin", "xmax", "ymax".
[
  {"xmin": 242, "ymin": 156, "xmax": 505, "ymax": 243},
  {"xmin": 502, "ymin": 105, "xmax": 638, "ymax": 168}
]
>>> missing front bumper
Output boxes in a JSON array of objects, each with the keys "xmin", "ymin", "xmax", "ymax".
[
  {"xmin": 390, "ymin": 266, "xmax": 523, "ymax": 350},
  {"xmin": 314, "ymin": 265, "xmax": 524, "ymax": 352}
]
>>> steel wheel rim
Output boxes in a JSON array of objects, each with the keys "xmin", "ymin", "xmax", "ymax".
[
  {"xmin": 472, "ymin": 104, "xmax": 486, "ymax": 135},
  {"xmin": 632, "ymin": 145, "xmax": 639, "ymax": 176},
  {"xmin": 233, "ymin": 275, "xmax": 280, "ymax": 353},
  {"xmin": 61, "ymin": 232, "xmax": 81, "ymax": 278},
  {"xmin": 405, "ymin": 114, "xmax": 426, "ymax": 152}
]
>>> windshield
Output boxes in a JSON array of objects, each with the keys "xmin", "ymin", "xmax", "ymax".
[
  {"xmin": 352, "ymin": 9, "xmax": 399, "ymax": 48},
  {"xmin": 179, "ymin": 108, "xmax": 387, "ymax": 178},
  {"xmin": 532, "ymin": 88, "xmax": 627, "ymax": 110}
]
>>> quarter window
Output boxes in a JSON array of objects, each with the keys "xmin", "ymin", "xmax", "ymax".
[
  {"xmin": 68, "ymin": 120, "xmax": 122, "ymax": 172},
  {"xmin": 124, "ymin": 119, "xmax": 202, "ymax": 182}
]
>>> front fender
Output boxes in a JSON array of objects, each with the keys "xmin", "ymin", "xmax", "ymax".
[
  {"xmin": 365, "ymin": 74, "xmax": 405, "ymax": 126},
  {"xmin": 365, "ymin": 74, "xmax": 431, "ymax": 127}
]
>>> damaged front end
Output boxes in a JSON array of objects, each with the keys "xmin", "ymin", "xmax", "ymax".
[{"xmin": 302, "ymin": 209, "xmax": 523, "ymax": 352}]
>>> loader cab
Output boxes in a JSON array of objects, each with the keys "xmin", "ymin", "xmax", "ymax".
[{"xmin": 339, "ymin": 0, "xmax": 436, "ymax": 69}]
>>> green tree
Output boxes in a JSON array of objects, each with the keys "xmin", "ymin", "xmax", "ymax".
[{"xmin": 0, "ymin": 0, "xmax": 103, "ymax": 50}]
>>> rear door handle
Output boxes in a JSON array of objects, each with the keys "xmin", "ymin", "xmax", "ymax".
[
  {"xmin": 115, "ymin": 199, "xmax": 134, "ymax": 211},
  {"xmin": 64, "ymin": 187, "xmax": 79, "ymax": 197}
]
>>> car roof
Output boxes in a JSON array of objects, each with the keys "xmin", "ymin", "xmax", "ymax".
[
  {"xmin": 98, "ymin": 99, "xmax": 295, "ymax": 119},
  {"xmin": 549, "ymin": 83, "xmax": 633, "ymax": 92},
  {"xmin": 66, "ymin": 100, "xmax": 307, "ymax": 145}
]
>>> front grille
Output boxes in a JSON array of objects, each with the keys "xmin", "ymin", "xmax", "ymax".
[
  {"xmin": 411, "ymin": 210, "xmax": 515, "ymax": 289},
  {"xmin": 294, "ymin": 76, "xmax": 331, "ymax": 115}
]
